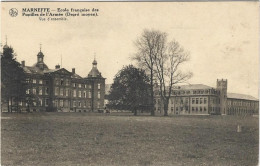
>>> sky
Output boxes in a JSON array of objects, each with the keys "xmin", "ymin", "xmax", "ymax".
[{"xmin": 1, "ymin": 2, "xmax": 259, "ymax": 98}]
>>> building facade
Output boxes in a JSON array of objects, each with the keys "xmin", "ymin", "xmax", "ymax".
[
  {"xmin": 2, "ymin": 48, "xmax": 105, "ymax": 112},
  {"xmin": 155, "ymin": 79, "xmax": 259, "ymax": 115}
]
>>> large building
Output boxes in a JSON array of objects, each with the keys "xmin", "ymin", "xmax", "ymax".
[
  {"xmin": 2, "ymin": 47, "xmax": 105, "ymax": 112},
  {"xmin": 155, "ymin": 79, "xmax": 259, "ymax": 115}
]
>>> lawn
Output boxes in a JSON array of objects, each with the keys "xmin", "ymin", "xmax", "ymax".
[{"xmin": 1, "ymin": 112, "xmax": 258, "ymax": 166}]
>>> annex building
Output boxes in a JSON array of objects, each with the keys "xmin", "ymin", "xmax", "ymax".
[
  {"xmin": 2, "ymin": 47, "xmax": 105, "ymax": 112},
  {"xmin": 155, "ymin": 79, "xmax": 259, "ymax": 115}
]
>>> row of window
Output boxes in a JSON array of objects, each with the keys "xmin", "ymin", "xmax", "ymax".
[
  {"xmin": 20, "ymin": 98, "xmax": 100, "ymax": 109},
  {"xmin": 28, "ymin": 78, "xmax": 101, "ymax": 90},
  {"xmin": 172, "ymin": 89, "xmax": 219, "ymax": 95},
  {"xmin": 26, "ymin": 79, "xmax": 46, "ymax": 84},
  {"xmin": 19, "ymin": 98, "xmax": 49, "ymax": 107},
  {"xmin": 26, "ymin": 87, "xmax": 49, "ymax": 95},
  {"xmin": 228, "ymin": 100, "xmax": 258, "ymax": 107},
  {"xmin": 167, "ymin": 97, "xmax": 210, "ymax": 105},
  {"xmin": 54, "ymin": 88, "xmax": 101, "ymax": 99}
]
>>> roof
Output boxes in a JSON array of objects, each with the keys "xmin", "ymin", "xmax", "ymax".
[
  {"xmin": 227, "ymin": 93, "xmax": 258, "ymax": 101},
  {"xmin": 173, "ymin": 84, "xmax": 214, "ymax": 90},
  {"xmin": 23, "ymin": 66, "xmax": 55, "ymax": 75},
  {"xmin": 88, "ymin": 67, "xmax": 101, "ymax": 78},
  {"xmin": 72, "ymin": 73, "xmax": 82, "ymax": 79}
]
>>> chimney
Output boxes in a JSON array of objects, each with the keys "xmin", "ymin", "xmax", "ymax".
[
  {"xmin": 72, "ymin": 68, "xmax": 75, "ymax": 74},
  {"xmin": 21, "ymin": 61, "xmax": 25, "ymax": 67},
  {"xmin": 55, "ymin": 64, "xmax": 60, "ymax": 69}
]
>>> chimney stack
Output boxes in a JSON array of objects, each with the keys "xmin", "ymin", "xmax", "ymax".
[
  {"xmin": 21, "ymin": 61, "xmax": 25, "ymax": 67},
  {"xmin": 55, "ymin": 64, "xmax": 60, "ymax": 69},
  {"xmin": 72, "ymin": 68, "xmax": 75, "ymax": 74}
]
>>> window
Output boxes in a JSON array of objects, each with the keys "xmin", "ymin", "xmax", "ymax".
[
  {"xmin": 84, "ymin": 84, "xmax": 87, "ymax": 88},
  {"xmin": 60, "ymin": 79, "xmax": 64, "ymax": 85},
  {"xmin": 204, "ymin": 107, "xmax": 207, "ymax": 112},
  {"xmin": 65, "ymin": 89, "xmax": 69, "ymax": 96},
  {"xmin": 56, "ymin": 79, "xmax": 59, "ymax": 85},
  {"xmin": 45, "ymin": 88, "xmax": 49, "ymax": 95},
  {"xmin": 78, "ymin": 84, "xmax": 81, "ymax": 88},
  {"xmin": 33, "ymin": 79, "xmax": 37, "ymax": 84},
  {"xmin": 39, "ymin": 87, "xmax": 42, "ymax": 95},
  {"xmin": 26, "ymin": 89, "xmax": 30, "ymax": 94},
  {"xmin": 196, "ymin": 98, "xmax": 199, "ymax": 104},
  {"xmin": 66, "ymin": 80, "xmax": 70, "ymax": 86},
  {"xmin": 98, "ymin": 83, "xmax": 101, "ymax": 90},
  {"xmin": 73, "ymin": 101, "xmax": 76, "ymax": 107},
  {"xmin": 60, "ymin": 100, "xmax": 64, "ymax": 107},
  {"xmin": 200, "ymin": 98, "xmax": 203, "ymax": 104},
  {"xmin": 89, "ymin": 85, "xmax": 92, "ymax": 89},
  {"xmin": 83, "ymin": 91, "xmax": 87, "ymax": 98},
  {"xmin": 79, "ymin": 101, "xmax": 81, "ymax": 107},
  {"xmin": 45, "ymin": 99, "xmax": 49, "ymax": 106},
  {"xmin": 26, "ymin": 78, "xmax": 30, "ymax": 83},
  {"xmin": 39, "ymin": 80, "xmax": 43, "ymax": 84},
  {"xmin": 79, "ymin": 91, "xmax": 82, "ymax": 97},
  {"xmin": 204, "ymin": 98, "xmax": 207, "ymax": 104},
  {"xmin": 39, "ymin": 99, "xmax": 42, "ymax": 106},
  {"xmin": 192, "ymin": 107, "xmax": 195, "ymax": 112},
  {"xmin": 88, "ymin": 91, "xmax": 92, "ymax": 98},
  {"xmin": 97, "ymin": 102, "xmax": 100, "ymax": 108},
  {"xmin": 73, "ymin": 90, "xmax": 76, "ymax": 97},
  {"xmin": 200, "ymin": 107, "xmax": 202, "ymax": 112},
  {"xmin": 33, "ymin": 88, "xmax": 36, "ymax": 94},
  {"xmin": 73, "ymin": 83, "xmax": 76, "ymax": 87},
  {"xmin": 60, "ymin": 88, "xmax": 63, "ymax": 96},
  {"xmin": 98, "ymin": 91, "xmax": 100, "ymax": 99},
  {"xmin": 192, "ymin": 98, "xmax": 195, "ymax": 104},
  {"xmin": 55, "ymin": 100, "xmax": 58, "ymax": 107},
  {"xmin": 196, "ymin": 107, "xmax": 198, "ymax": 112},
  {"xmin": 55, "ymin": 87, "xmax": 59, "ymax": 96}
]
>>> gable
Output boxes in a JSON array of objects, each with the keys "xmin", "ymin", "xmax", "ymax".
[{"xmin": 49, "ymin": 68, "xmax": 72, "ymax": 76}]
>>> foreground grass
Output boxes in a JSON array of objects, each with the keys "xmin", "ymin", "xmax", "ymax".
[{"xmin": 1, "ymin": 112, "xmax": 258, "ymax": 166}]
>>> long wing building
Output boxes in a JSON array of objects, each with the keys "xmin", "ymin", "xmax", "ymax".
[{"xmin": 154, "ymin": 79, "xmax": 259, "ymax": 115}]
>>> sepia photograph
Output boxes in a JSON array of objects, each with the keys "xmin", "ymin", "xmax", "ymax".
[{"xmin": 1, "ymin": 1, "xmax": 259, "ymax": 165}]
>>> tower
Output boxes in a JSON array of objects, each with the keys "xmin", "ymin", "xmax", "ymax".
[
  {"xmin": 86, "ymin": 57, "xmax": 105, "ymax": 112},
  {"xmin": 34, "ymin": 44, "xmax": 48, "ymax": 70},
  {"xmin": 216, "ymin": 79, "xmax": 228, "ymax": 115}
]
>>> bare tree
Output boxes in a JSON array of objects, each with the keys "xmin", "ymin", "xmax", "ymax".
[
  {"xmin": 154, "ymin": 38, "xmax": 192, "ymax": 116},
  {"xmin": 132, "ymin": 29, "xmax": 166, "ymax": 116}
]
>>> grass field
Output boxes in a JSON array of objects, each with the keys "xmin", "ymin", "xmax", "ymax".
[{"xmin": 1, "ymin": 112, "xmax": 259, "ymax": 166}]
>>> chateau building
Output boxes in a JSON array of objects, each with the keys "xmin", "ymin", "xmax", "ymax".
[
  {"xmin": 3, "ymin": 47, "xmax": 105, "ymax": 112},
  {"xmin": 155, "ymin": 79, "xmax": 259, "ymax": 115}
]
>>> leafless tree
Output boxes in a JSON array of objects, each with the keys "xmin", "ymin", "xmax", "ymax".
[
  {"xmin": 154, "ymin": 38, "xmax": 192, "ymax": 116},
  {"xmin": 133, "ymin": 29, "xmax": 192, "ymax": 116},
  {"xmin": 132, "ymin": 29, "xmax": 166, "ymax": 116}
]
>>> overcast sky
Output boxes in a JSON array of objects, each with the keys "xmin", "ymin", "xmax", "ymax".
[{"xmin": 1, "ymin": 2, "xmax": 259, "ymax": 98}]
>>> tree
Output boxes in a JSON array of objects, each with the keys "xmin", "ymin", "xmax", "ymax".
[
  {"xmin": 154, "ymin": 37, "xmax": 192, "ymax": 116},
  {"xmin": 108, "ymin": 65, "xmax": 151, "ymax": 115},
  {"xmin": 132, "ymin": 29, "xmax": 164, "ymax": 116},
  {"xmin": 133, "ymin": 29, "xmax": 192, "ymax": 116},
  {"xmin": 1, "ymin": 45, "xmax": 26, "ymax": 112}
]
